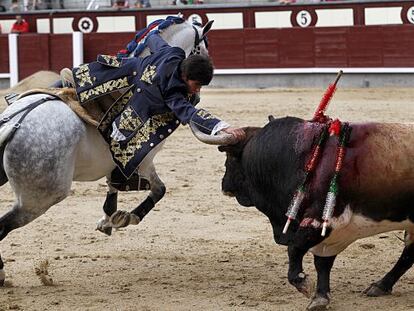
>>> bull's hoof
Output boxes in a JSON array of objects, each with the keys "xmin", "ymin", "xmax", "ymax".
[
  {"xmin": 295, "ymin": 273, "xmax": 315, "ymax": 298},
  {"xmin": 110, "ymin": 210, "xmax": 140, "ymax": 229},
  {"xmin": 363, "ymin": 283, "xmax": 391, "ymax": 297},
  {"xmin": 307, "ymin": 294, "xmax": 330, "ymax": 310},
  {"xmin": 96, "ymin": 216, "xmax": 112, "ymax": 236}
]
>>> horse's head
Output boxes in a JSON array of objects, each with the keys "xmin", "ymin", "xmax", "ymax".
[
  {"xmin": 161, "ymin": 19, "xmax": 214, "ymax": 57},
  {"xmin": 190, "ymin": 19, "xmax": 214, "ymax": 56}
]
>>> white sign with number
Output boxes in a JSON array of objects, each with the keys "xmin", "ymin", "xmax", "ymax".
[
  {"xmin": 296, "ymin": 10, "xmax": 312, "ymax": 27},
  {"xmin": 407, "ymin": 6, "xmax": 414, "ymax": 24}
]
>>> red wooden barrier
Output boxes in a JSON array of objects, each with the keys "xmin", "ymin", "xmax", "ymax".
[{"xmin": 0, "ymin": 36, "xmax": 9, "ymax": 73}]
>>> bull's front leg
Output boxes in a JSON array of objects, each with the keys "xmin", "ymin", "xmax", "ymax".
[
  {"xmin": 109, "ymin": 163, "xmax": 165, "ymax": 229},
  {"xmin": 307, "ymin": 255, "xmax": 336, "ymax": 311},
  {"xmin": 287, "ymin": 245, "xmax": 315, "ymax": 298}
]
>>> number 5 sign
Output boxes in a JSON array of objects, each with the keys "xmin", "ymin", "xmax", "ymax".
[
  {"xmin": 296, "ymin": 10, "xmax": 312, "ymax": 27},
  {"xmin": 407, "ymin": 6, "xmax": 414, "ymax": 24}
]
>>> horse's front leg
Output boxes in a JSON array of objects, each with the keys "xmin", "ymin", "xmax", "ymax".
[
  {"xmin": 109, "ymin": 162, "xmax": 165, "ymax": 229},
  {"xmin": 96, "ymin": 182, "xmax": 118, "ymax": 236}
]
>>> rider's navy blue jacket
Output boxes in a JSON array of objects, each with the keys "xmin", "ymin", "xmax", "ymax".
[{"xmin": 72, "ymin": 33, "xmax": 221, "ymax": 178}]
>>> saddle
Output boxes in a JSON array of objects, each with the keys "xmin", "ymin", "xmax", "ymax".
[
  {"xmin": 12, "ymin": 88, "xmax": 151, "ymax": 192},
  {"xmin": 16, "ymin": 87, "xmax": 102, "ymax": 126}
]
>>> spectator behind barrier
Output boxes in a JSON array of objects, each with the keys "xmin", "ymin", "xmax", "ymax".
[
  {"xmin": 113, "ymin": 0, "xmax": 129, "ymax": 9},
  {"xmin": 9, "ymin": 0, "xmax": 21, "ymax": 12},
  {"xmin": 32, "ymin": 0, "xmax": 51, "ymax": 10},
  {"xmin": 134, "ymin": 0, "xmax": 151, "ymax": 7},
  {"xmin": 172, "ymin": 0, "xmax": 187, "ymax": 4},
  {"xmin": 11, "ymin": 15, "xmax": 29, "ymax": 33},
  {"xmin": 172, "ymin": 0, "xmax": 203, "ymax": 4}
]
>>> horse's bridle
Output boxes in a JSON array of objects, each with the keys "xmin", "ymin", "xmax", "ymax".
[{"xmin": 191, "ymin": 24, "xmax": 209, "ymax": 55}]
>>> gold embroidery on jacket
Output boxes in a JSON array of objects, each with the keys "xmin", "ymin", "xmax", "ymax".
[
  {"xmin": 98, "ymin": 89, "xmax": 133, "ymax": 132},
  {"xmin": 118, "ymin": 107, "xmax": 143, "ymax": 131},
  {"xmin": 79, "ymin": 77, "xmax": 129, "ymax": 103},
  {"xmin": 197, "ymin": 109, "xmax": 216, "ymax": 120},
  {"xmin": 140, "ymin": 65, "xmax": 157, "ymax": 84},
  {"xmin": 74, "ymin": 64, "xmax": 94, "ymax": 88},
  {"xmin": 101, "ymin": 55, "xmax": 121, "ymax": 67},
  {"xmin": 111, "ymin": 112, "xmax": 175, "ymax": 167}
]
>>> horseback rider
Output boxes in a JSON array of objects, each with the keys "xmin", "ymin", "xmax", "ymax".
[{"xmin": 61, "ymin": 30, "xmax": 245, "ymax": 231}]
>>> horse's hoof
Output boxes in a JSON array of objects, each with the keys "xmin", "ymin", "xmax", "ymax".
[
  {"xmin": 96, "ymin": 217, "xmax": 112, "ymax": 236},
  {"xmin": 129, "ymin": 214, "xmax": 140, "ymax": 225},
  {"xmin": 96, "ymin": 226, "xmax": 112, "ymax": 236},
  {"xmin": 110, "ymin": 210, "xmax": 140, "ymax": 229},
  {"xmin": 307, "ymin": 295, "xmax": 330, "ymax": 310},
  {"xmin": 363, "ymin": 283, "xmax": 391, "ymax": 297},
  {"xmin": 295, "ymin": 273, "xmax": 315, "ymax": 298}
]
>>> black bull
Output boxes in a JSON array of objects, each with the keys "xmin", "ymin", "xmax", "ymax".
[{"xmin": 219, "ymin": 116, "xmax": 414, "ymax": 310}]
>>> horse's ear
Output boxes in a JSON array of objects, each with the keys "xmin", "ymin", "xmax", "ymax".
[
  {"xmin": 202, "ymin": 20, "xmax": 214, "ymax": 37},
  {"xmin": 268, "ymin": 115, "xmax": 275, "ymax": 122}
]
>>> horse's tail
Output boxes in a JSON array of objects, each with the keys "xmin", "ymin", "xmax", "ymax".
[
  {"xmin": 0, "ymin": 124, "xmax": 14, "ymax": 148},
  {"xmin": 0, "ymin": 146, "xmax": 8, "ymax": 187},
  {"xmin": 0, "ymin": 120, "xmax": 10, "ymax": 186}
]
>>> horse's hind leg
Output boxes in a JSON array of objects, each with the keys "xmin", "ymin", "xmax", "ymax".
[
  {"xmin": 0, "ymin": 202, "xmax": 52, "ymax": 287},
  {"xmin": 0, "ymin": 205, "xmax": 22, "ymax": 241},
  {"xmin": 0, "ymin": 254, "xmax": 4, "ymax": 286},
  {"xmin": 364, "ymin": 230, "xmax": 414, "ymax": 296}
]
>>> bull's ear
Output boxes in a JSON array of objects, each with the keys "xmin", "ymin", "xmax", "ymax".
[
  {"xmin": 218, "ymin": 143, "xmax": 244, "ymax": 157},
  {"xmin": 268, "ymin": 115, "xmax": 275, "ymax": 122},
  {"xmin": 202, "ymin": 20, "xmax": 214, "ymax": 36},
  {"xmin": 218, "ymin": 145, "xmax": 232, "ymax": 153}
]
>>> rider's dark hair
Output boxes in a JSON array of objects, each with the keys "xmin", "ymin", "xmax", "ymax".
[{"xmin": 180, "ymin": 55, "xmax": 214, "ymax": 86}]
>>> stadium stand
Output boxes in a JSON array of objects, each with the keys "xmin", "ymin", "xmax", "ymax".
[{"xmin": 0, "ymin": 0, "xmax": 343, "ymax": 11}]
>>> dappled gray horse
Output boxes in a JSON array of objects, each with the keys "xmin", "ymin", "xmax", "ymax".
[{"xmin": 0, "ymin": 18, "xmax": 231, "ymax": 286}]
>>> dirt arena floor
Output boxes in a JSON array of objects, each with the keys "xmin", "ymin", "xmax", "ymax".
[{"xmin": 0, "ymin": 75, "xmax": 414, "ymax": 310}]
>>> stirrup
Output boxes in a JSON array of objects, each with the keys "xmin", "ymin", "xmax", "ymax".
[{"xmin": 60, "ymin": 68, "xmax": 75, "ymax": 88}]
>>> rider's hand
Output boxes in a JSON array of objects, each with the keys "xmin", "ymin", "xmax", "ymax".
[{"xmin": 221, "ymin": 127, "xmax": 246, "ymax": 142}]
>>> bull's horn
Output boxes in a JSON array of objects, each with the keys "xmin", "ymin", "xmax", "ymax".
[{"xmin": 190, "ymin": 122, "xmax": 238, "ymax": 145}]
